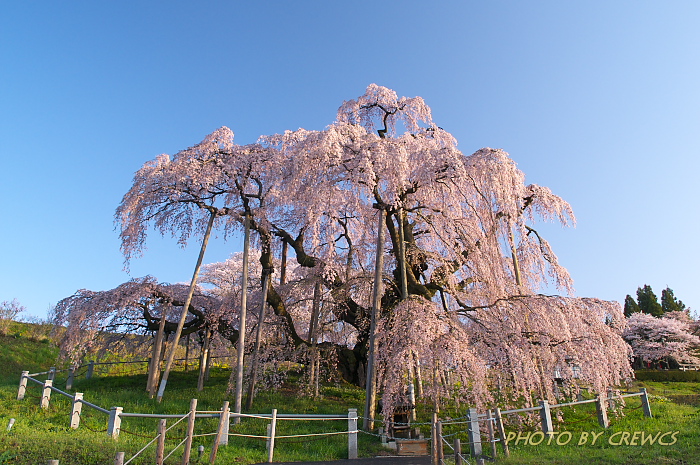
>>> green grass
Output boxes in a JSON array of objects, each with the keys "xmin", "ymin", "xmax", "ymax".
[
  {"xmin": 1, "ymin": 328, "xmax": 699, "ymax": 464},
  {"xmin": 0, "ymin": 332, "xmax": 381, "ymax": 464}
]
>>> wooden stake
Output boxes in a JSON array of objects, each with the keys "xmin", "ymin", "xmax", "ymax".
[
  {"xmin": 148, "ymin": 311, "xmax": 167, "ymax": 396},
  {"xmin": 157, "ymin": 211, "xmax": 216, "ymax": 402},
  {"xmin": 156, "ymin": 419, "xmax": 166, "ymax": 465},
  {"xmin": 233, "ymin": 213, "xmax": 251, "ymax": 422},
  {"xmin": 181, "ymin": 398, "xmax": 197, "ymax": 465},
  {"xmin": 246, "ymin": 268, "xmax": 271, "ymax": 409},
  {"xmin": 197, "ymin": 329, "xmax": 211, "ymax": 391}
]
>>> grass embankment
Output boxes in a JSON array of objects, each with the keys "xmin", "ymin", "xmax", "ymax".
[
  {"xmin": 0, "ymin": 325, "xmax": 380, "ymax": 464},
  {"xmin": 493, "ymin": 382, "xmax": 700, "ymax": 465},
  {"xmin": 1, "ymin": 323, "xmax": 699, "ymax": 464}
]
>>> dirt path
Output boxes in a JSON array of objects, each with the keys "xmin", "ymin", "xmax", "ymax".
[{"xmin": 259, "ymin": 457, "xmax": 432, "ymax": 465}]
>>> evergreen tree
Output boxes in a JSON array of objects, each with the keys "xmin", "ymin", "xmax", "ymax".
[
  {"xmin": 624, "ymin": 294, "xmax": 640, "ymax": 317},
  {"xmin": 661, "ymin": 287, "xmax": 687, "ymax": 314},
  {"xmin": 636, "ymin": 285, "xmax": 663, "ymax": 317}
]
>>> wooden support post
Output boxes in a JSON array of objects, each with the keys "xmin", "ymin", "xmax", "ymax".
[
  {"xmin": 266, "ymin": 423, "xmax": 273, "ymax": 457},
  {"xmin": 219, "ymin": 401, "xmax": 230, "ymax": 446},
  {"xmin": 181, "ymin": 398, "xmax": 197, "ymax": 465},
  {"xmin": 156, "ymin": 419, "xmax": 166, "ymax": 465},
  {"xmin": 467, "ymin": 408, "xmax": 482, "ymax": 457},
  {"xmin": 640, "ymin": 388, "xmax": 652, "ymax": 418},
  {"xmin": 66, "ymin": 367, "xmax": 75, "ymax": 391},
  {"xmin": 436, "ymin": 420, "xmax": 444, "ymax": 463},
  {"xmin": 607, "ymin": 389, "xmax": 615, "ymax": 410},
  {"xmin": 7, "ymin": 419, "xmax": 15, "ymax": 431},
  {"xmin": 86, "ymin": 361, "xmax": 95, "ymax": 380},
  {"xmin": 71, "ymin": 393, "xmax": 83, "ymax": 429},
  {"xmin": 539, "ymin": 400, "xmax": 553, "ymax": 436},
  {"xmin": 431, "ymin": 412, "xmax": 438, "ymax": 465},
  {"xmin": 107, "ymin": 407, "xmax": 123, "ymax": 439},
  {"xmin": 494, "ymin": 408, "xmax": 510, "ymax": 458},
  {"xmin": 41, "ymin": 379, "xmax": 53, "ymax": 409},
  {"xmin": 348, "ymin": 408, "xmax": 358, "ymax": 459},
  {"xmin": 454, "ymin": 438, "xmax": 462, "ymax": 465},
  {"xmin": 114, "ymin": 452, "xmax": 125, "ymax": 465},
  {"xmin": 48, "ymin": 367, "xmax": 56, "ymax": 381},
  {"xmin": 47, "ymin": 461, "xmax": 59, "ymax": 465},
  {"xmin": 267, "ymin": 409, "xmax": 277, "ymax": 463},
  {"xmin": 148, "ymin": 312, "xmax": 167, "ymax": 396},
  {"xmin": 596, "ymin": 394, "xmax": 609, "ymax": 428},
  {"xmin": 233, "ymin": 214, "xmax": 251, "ymax": 422},
  {"xmin": 184, "ymin": 333, "xmax": 190, "ymax": 372},
  {"xmin": 197, "ymin": 329, "xmax": 211, "ymax": 391},
  {"xmin": 210, "ymin": 401, "xmax": 229, "ymax": 463},
  {"xmin": 17, "ymin": 371, "xmax": 28, "ymax": 400},
  {"xmin": 487, "ymin": 409, "xmax": 497, "ymax": 459}
]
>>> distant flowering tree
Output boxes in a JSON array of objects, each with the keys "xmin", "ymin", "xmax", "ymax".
[
  {"xmin": 115, "ymin": 84, "xmax": 633, "ymax": 415},
  {"xmin": 52, "ymin": 277, "xmax": 221, "ymax": 362},
  {"xmin": 0, "ymin": 298, "xmax": 25, "ymax": 335},
  {"xmin": 623, "ymin": 311, "xmax": 700, "ymax": 368}
]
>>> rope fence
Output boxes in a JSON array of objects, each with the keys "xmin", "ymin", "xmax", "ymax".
[
  {"xmin": 15, "ymin": 367, "xmax": 360, "ymax": 464},
  {"xmin": 429, "ymin": 389, "xmax": 653, "ymax": 465}
]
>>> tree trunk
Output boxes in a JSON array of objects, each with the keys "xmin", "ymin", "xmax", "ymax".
[
  {"xmin": 364, "ymin": 208, "xmax": 386, "ymax": 430},
  {"xmin": 397, "ymin": 209, "xmax": 408, "ymax": 300},
  {"xmin": 308, "ymin": 281, "xmax": 322, "ymax": 396},
  {"xmin": 147, "ymin": 311, "xmax": 167, "ymax": 396},
  {"xmin": 280, "ymin": 240, "xmax": 288, "ymax": 285},
  {"xmin": 197, "ymin": 328, "xmax": 211, "ymax": 391}
]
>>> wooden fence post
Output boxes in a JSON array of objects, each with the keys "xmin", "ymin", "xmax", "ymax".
[
  {"xmin": 219, "ymin": 401, "xmax": 230, "ymax": 446},
  {"xmin": 41, "ymin": 379, "xmax": 53, "ymax": 409},
  {"xmin": 48, "ymin": 367, "xmax": 56, "ymax": 381},
  {"xmin": 156, "ymin": 419, "xmax": 166, "ymax": 465},
  {"xmin": 454, "ymin": 438, "xmax": 462, "ymax": 465},
  {"xmin": 467, "ymin": 408, "xmax": 482, "ymax": 457},
  {"xmin": 596, "ymin": 394, "xmax": 609, "ymax": 428},
  {"xmin": 210, "ymin": 401, "xmax": 229, "ymax": 463},
  {"xmin": 436, "ymin": 420, "xmax": 444, "ymax": 463},
  {"xmin": 267, "ymin": 409, "xmax": 278, "ymax": 463},
  {"xmin": 114, "ymin": 451, "xmax": 125, "ymax": 465},
  {"xmin": 47, "ymin": 460, "xmax": 59, "ymax": 465},
  {"xmin": 17, "ymin": 371, "xmax": 29, "ymax": 400},
  {"xmin": 181, "ymin": 398, "xmax": 197, "ymax": 465},
  {"xmin": 71, "ymin": 393, "xmax": 83, "ymax": 429},
  {"xmin": 431, "ymin": 412, "xmax": 438, "ymax": 465},
  {"xmin": 539, "ymin": 400, "xmax": 553, "ymax": 435},
  {"xmin": 266, "ymin": 424, "xmax": 272, "ymax": 457},
  {"xmin": 107, "ymin": 407, "xmax": 123, "ymax": 439},
  {"xmin": 487, "ymin": 409, "xmax": 497, "ymax": 459},
  {"xmin": 86, "ymin": 361, "xmax": 95, "ymax": 380},
  {"xmin": 348, "ymin": 408, "xmax": 358, "ymax": 459},
  {"xmin": 640, "ymin": 388, "xmax": 652, "ymax": 418},
  {"xmin": 494, "ymin": 408, "xmax": 509, "ymax": 458},
  {"xmin": 66, "ymin": 367, "xmax": 75, "ymax": 391}
]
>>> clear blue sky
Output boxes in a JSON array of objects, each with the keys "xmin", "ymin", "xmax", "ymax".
[{"xmin": 2, "ymin": 1, "xmax": 698, "ymax": 319}]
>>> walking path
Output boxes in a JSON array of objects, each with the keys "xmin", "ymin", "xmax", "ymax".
[{"xmin": 257, "ymin": 457, "xmax": 431, "ymax": 465}]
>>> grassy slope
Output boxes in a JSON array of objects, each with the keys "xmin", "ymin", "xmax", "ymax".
[
  {"xmin": 0, "ymin": 326, "xmax": 698, "ymax": 464},
  {"xmin": 0, "ymin": 330, "xmax": 380, "ymax": 464}
]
